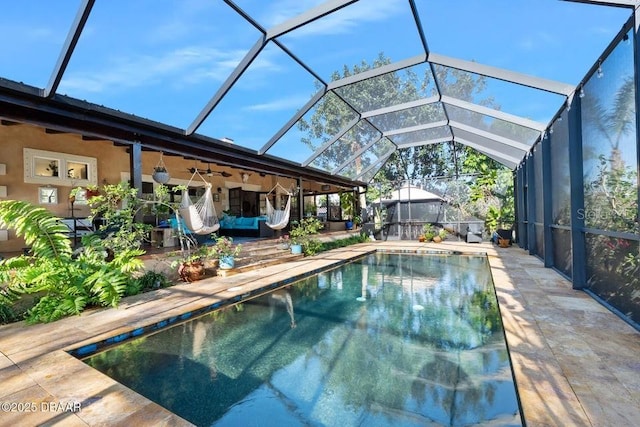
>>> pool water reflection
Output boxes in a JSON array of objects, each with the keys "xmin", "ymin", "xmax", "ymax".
[{"xmin": 85, "ymin": 253, "xmax": 522, "ymax": 426}]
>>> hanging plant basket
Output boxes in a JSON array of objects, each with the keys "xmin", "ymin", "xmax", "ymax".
[
  {"xmin": 152, "ymin": 152, "xmax": 171, "ymax": 184},
  {"xmin": 152, "ymin": 170, "xmax": 171, "ymax": 184}
]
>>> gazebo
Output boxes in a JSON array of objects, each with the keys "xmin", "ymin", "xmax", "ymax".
[{"xmin": 373, "ymin": 183, "xmax": 445, "ymax": 240}]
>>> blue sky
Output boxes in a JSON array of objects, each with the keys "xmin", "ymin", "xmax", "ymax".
[{"xmin": 0, "ymin": 0, "xmax": 632, "ymax": 163}]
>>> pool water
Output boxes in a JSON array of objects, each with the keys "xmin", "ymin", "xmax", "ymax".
[{"xmin": 85, "ymin": 253, "xmax": 522, "ymax": 426}]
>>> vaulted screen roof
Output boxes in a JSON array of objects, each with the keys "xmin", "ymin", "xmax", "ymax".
[{"xmin": 0, "ymin": 0, "xmax": 635, "ymax": 185}]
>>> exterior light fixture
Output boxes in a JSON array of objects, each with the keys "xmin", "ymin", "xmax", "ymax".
[
  {"xmin": 597, "ymin": 61, "xmax": 604, "ymax": 78},
  {"xmin": 579, "ymin": 87, "xmax": 585, "ymax": 98}
]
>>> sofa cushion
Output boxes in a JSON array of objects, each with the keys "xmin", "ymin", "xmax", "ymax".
[
  {"xmin": 235, "ymin": 217, "xmax": 257, "ymax": 228},
  {"xmin": 220, "ymin": 215, "xmax": 236, "ymax": 229}
]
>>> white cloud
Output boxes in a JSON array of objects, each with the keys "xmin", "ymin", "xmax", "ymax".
[
  {"xmin": 245, "ymin": 94, "xmax": 310, "ymax": 112},
  {"xmin": 260, "ymin": 0, "xmax": 326, "ymax": 27},
  {"xmin": 265, "ymin": 0, "xmax": 404, "ymax": 38},
  {"xmin": 60, "ymin": 46, "xmax": 246, "ymax": 94}
]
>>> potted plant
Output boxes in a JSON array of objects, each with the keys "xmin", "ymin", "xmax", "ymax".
[
  {"xmin": 68, "ymin": 186, "xmax": 80, "ymax": 204},
  {"xmin": 212, "ymin": 235, "xmax": 242, "ymax": 269},
  {"xmin": 171, "ymin": 244, "xmax": 213, "ymax": 282},
  {"xmin": 177, "ymin": 252, "xmax": 206, "ymax": 282},
  {"xmin": 345, "ymin": 217, "xmax": 354, "ymax": 230},
  {"xmin": 304, "ymin": 203, "xmax": 316, "ymax": 218},
  {"xmin": 421, "ymin": 223, "xmax": 435, "ymax": 242},
  {"xmin": 289, "ymin": 217, "xmax": 323, "ymax": 255},
  {"xmin": 432, "ymin": 228, "xmax": 447, "ymax": 243},
  {"xmin": 85, "ymin": 184, "xmax": 100, "ymax": 200}
]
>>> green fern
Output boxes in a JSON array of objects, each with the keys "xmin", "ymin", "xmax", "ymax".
[
  {"xmin": 0, "ymin": 199, "xmax": 145, "ymax": 324},
  {"xmin": 0, "ymin": 200, "xmax": 72, "ymax": 261}
]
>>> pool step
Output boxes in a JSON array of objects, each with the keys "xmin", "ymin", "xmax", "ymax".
[
  {"xmin": 214, "ymin": 240, "xmax": 300, "ymax": 277},
  {"xmin": 215, "ymin": 230, "xmax": 358, "ymax": 277}
]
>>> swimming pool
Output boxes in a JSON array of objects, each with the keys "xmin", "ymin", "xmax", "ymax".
[{"xmin": 83, "ymin": 252, "xmax": 522, "ymax": 426}]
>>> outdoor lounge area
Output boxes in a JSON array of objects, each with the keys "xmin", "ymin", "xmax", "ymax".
[{"xmin": 0, "ymin": 1, "xmax": 639, "ymax": 426}]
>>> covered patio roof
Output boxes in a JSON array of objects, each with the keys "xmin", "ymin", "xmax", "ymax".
[{"xmin": 0, "ymin": 0, "xmax": 635, "ymax": 185}]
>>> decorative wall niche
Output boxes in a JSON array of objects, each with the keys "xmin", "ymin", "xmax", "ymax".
[{"xmin": 24, "ymin": 148, "xmax": 97, "ymax": 187}]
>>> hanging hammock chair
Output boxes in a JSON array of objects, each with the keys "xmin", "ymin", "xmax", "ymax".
[
  {"xmin": 179, "ymin": 169, "xmax": 220, "ymax": 235},
  {"xmin": 265, "ymin": 183, "xmax": 291, "ymax": 230}
]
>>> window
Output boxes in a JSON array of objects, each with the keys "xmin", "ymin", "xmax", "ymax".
[{"xmin": 24, "ymin": 148, "xmax": 97, "ymax": 186}]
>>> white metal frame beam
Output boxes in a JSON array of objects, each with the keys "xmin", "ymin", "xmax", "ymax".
[
  {"xmin": 429, "ymin": 52, "xmax": 575, "ymax": 96},
  {"xmin": 360, "ymin": 96, "xmax": 440, "ymax": 119},
  {"xmin": 383, "ymin": 120, "xmax": 448, "ymax": 137},
  {"xmin": 449, "ymin": 121, "xmax": 532, "ymax": 152},
  {"xmin": 266, "ymin": 0, "xmax": 357, "ymax": 40},
  {"xmin": 454, "ymin": 136, "xmax": 520, "ymax": 168},
  {"xmin": 561, "ymin": 0, "xmax": 638, "ymax": 7},
  {"xmin": 395, "ymin": 136, "xmax": 452, "ymax": 149},
  {"xmin": 327, "ymin": 54, "xmax": 427, "ymax": 91},
  {"xmin": 441, "ymin": 95, "xmax": 546, "ymax": 132}
]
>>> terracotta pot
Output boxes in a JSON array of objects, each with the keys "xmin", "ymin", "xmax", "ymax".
[
  {"xmin": 178, "ymin": 261, "xmax": 205, "ymax": 282},
  {"xmin": 418, "ymin": 236, "xmax": 425, "ymax": 242},
  {"xmin": 498, "ymin": 238, "xmax": 510, "ymax": 248},
  {"xmin": 432, "ymin": 235, "xmax": 442, "ymax": 243}
]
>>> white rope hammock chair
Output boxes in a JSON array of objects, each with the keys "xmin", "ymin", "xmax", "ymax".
[
  {"xmin": 265, "ymin": 183, "xmax": 291, "ymax": 230},
  {"xmin": 179, "ymin": 169, "xmax": 220, "ymax": 235}
]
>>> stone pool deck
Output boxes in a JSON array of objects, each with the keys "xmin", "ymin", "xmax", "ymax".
[{"xmin": 0, "ymin": 240, "xmax": 638, "ymax": 426}]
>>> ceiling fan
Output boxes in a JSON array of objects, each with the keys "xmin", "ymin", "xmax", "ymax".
[{"xmin": 188, "ymin": 167, "xmax": 232, "ymax": 178}]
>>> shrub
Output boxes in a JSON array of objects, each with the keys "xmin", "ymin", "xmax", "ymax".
[{"xmin": 127, "ymin": 271, "xmax": 172, "ymax": 295}]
